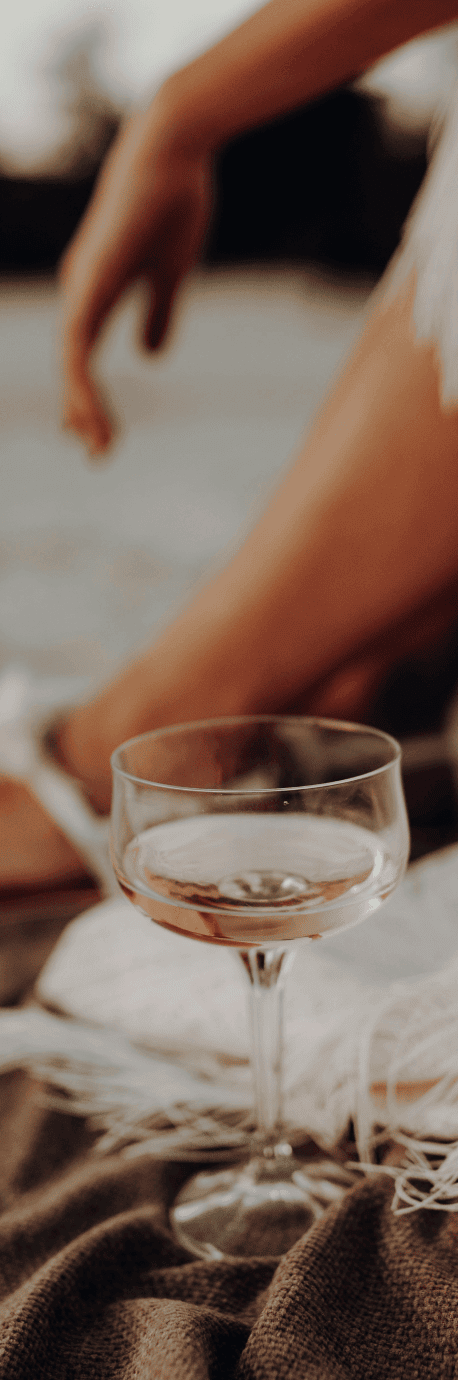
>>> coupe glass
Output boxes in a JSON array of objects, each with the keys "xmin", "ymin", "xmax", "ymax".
[{"xmin": 110, "ymin": 715, "xmax": 409, "ymax": 1257}]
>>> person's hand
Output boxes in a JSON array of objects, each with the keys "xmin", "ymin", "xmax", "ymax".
[{"xmin": 60, "ymin": 98, "xmax": 213, "ymax": 456}]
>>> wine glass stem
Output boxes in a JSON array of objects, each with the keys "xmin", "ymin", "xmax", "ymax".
[{"xmin": 240, "ymin": 947, "xmax": 294, "ymax": 1152}]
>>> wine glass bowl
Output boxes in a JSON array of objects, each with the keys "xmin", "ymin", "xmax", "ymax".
[
  {"xmin": 110, "ymin": 716, "xmax": 409, "ymax": 1257},
  {"xmin": 111, "ymin": 716, "xmax": 408, "ymax": 947}
]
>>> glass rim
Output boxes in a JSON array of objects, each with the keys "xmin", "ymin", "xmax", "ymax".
[{"xmin": 110, "ymin": 714, "xmax": 402, "ymax": 796}]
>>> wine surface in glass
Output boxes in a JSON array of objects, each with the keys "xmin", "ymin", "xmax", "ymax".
[{"xmin": 116, "ymin": 813, "xmax": 396, "ymax": 947}]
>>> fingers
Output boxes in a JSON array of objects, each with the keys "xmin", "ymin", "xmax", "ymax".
[
  {"xmin": 60, "ymin": 249, "xmax": 122, "ymax": 456},
  {"xmin": 61, "ymin": 328, "xmax": 116, "ymax": 458},
  {"xmin": 59, "ymin": 190, "xmax": 131, "ymax": 455},
  {"xmin": 62, "ymin": 382, "xmax": 115, "ymax": 458},
  {"xmin": 58, "ymin": 120, "xmax": 212, "ymax": 452},
  {"xmin": 142, "ymin": 276, "xmax": 180, "ymax": 351}
]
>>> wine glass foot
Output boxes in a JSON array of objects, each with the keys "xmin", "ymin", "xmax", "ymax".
[{"xmin": 171, "ymin": 1153, "xmax": 355, "ymax": 1259}]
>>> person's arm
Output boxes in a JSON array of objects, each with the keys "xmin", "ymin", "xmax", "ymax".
[
  {"xmin": 60, "ymin": 0, "xmax": 458, "ymax": 455},
  {"xmin": 162, "ymin": 0, "xmax": 458, "ymax": 152}
]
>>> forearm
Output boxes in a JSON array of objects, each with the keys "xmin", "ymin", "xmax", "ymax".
[{"xmin": 161, "ymin": 0, "xmax": 458, "ymax": 153}]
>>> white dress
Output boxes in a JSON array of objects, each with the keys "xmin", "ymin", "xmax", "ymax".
[{"xmin": 386, "ymin": 87, "xmax": 458, "ymax": 405}]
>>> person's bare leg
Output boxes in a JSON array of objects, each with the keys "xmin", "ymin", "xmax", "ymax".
[
  {"xmin": 4, "ymin": 276, "xmax": 458, "ymax": 883},
  {"xmin": 59, "ymin": 276, "xmax": 458, "ymax": 804}
]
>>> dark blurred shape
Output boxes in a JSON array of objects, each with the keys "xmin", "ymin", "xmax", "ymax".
[
  {"xmin": 0, "ymin": 88, "xmax": 426, "ymax": 276},
  {"xmin": 0, "ymin": 27, "xmax": 120, "ymax": 274},
  {"xmin": 0, "ymin": 173, "xmax": 103, "ymax": 275},
  {"xmin": 0, "ymin": 878, "xmax": 101, "ymax": 1005},
  {"xmin": 207, "ymin": 88, "xmax": 427, "ymax": 273},
  {"xmin": 371, "ymin": 623, "xmax": 458, "ymax": 741},
  {"xmin": 366, "ymin": 621, "xmax": 458, "ymax": 861},
  {"xmin": 403, "ymin": 762, "xmax": 458, "ymax": 862}
]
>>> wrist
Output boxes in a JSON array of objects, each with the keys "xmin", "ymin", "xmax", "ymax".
[
  {"xmin": 135, "ymin": 78, "xmax": 208, "ymax": 166},
  {"xmin": 150, "ymin": 66, "xmax": 229, "ymax": 160}
]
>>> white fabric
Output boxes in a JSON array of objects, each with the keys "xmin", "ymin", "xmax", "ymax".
[
  {"xmin": 25, "ymin": 843, "xmax": 458, "ymax": 1160},
  {"xmin": 387, "ymin": 82, "xmax": 458, "ymax": 404}
]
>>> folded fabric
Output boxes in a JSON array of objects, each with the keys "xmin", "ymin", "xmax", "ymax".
[{"xmin": 0, "ymin": 1067, "xmax": 457, "ymax": 1380}]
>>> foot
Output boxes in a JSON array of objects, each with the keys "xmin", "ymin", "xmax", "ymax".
[
  {"xmin": 0, "ymin": 700, "xmax": 113, "ymax": 893},
  {"xmin": 0, "ymin": 777, "xmax": 93, "ymax": 890}
]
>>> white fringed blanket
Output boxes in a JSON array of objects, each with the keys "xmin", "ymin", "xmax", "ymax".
[{"xmin": 2, "ymin": 844, "xmax": 458, "ymax": 1187}]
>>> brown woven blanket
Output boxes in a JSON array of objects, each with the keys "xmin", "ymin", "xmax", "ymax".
[{"xmin": 1, "ymin": 1069, "xmax": 457, "ymax": 1379}]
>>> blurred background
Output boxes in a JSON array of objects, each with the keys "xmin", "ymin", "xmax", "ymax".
[
  {"xmin": 2, "ymin": 2, "xmax": 458, "ymax": 880},
  {"xmin": 2, "ymin": 1, "xmax": 451, "ymax": 273}
]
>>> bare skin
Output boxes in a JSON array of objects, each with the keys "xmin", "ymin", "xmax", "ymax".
[
  {"xmin": 5, "ymin": 282, "xmax": 458, "ymax": 888},
  {"xmin": 60, "ymin": 0, "xmax": 458, "ymax": 454},
  {"xmin": 59, "ymin": 282, "xmax": 458, "ymax": 797},
  {"xmin": 4, "ymin": 0, "xmax": 458, "ymax": 890}
]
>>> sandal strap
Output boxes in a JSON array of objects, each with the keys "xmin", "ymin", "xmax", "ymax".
[{"xmin": 0, "ymin": 670, "xmax": 117, "ymax": 898}]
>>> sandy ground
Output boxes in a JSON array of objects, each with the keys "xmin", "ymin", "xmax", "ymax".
[{"xmin": 0, "ymin": 266, "xmax": 371, "ymax": 701}]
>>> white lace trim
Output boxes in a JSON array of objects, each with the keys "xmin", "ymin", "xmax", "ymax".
[
  {"xmin": 354, "ymin": 961, "xmax": 458, "ymax": 1214},
  {"xmin": 385, "ymin": 81, "xmax": 458, "ymax": 405},
  {"xmin": 357, "ymin": 1135, "xmax": 458, "ymax": 1215}
]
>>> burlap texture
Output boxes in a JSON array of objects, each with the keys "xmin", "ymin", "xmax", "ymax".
[{"xmin": 0, "ymin": 1071, "xmax": 457, "ymax": 1379}]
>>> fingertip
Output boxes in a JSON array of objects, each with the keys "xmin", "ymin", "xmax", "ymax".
[
  {"xmin": 62, "ymin": 410, "xmax": 115, "ymax": 461},
  {"xmin": 62, "ymin": 376, "xmax": 117, "ymax": 452},
  {"xmin": 86, "ymin": 430, "xmax": 115, "ymax": 462},
  {"xmin": 85, "ymin": 419, "xmax": 116, "ymax": 461},
  {"xmin": 143, "ymin": 320, "xmax": 166, "ymax": 353},
  {"xmin": 143, "ymin": 285, "xmax": 176, "ymax": 354}
]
